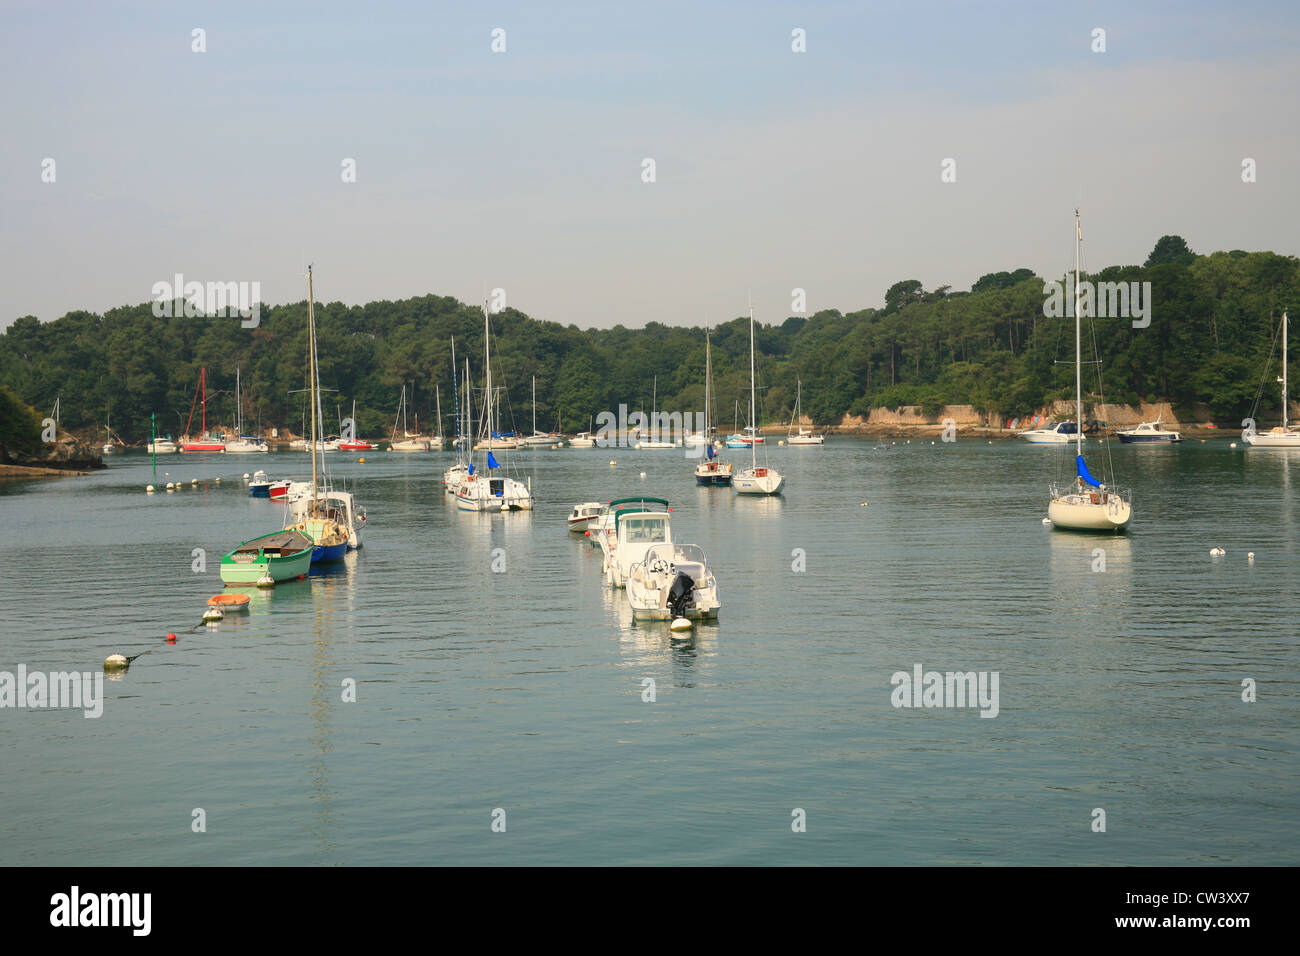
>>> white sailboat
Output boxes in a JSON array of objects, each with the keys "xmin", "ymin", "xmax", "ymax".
[
  {"xmin": 226, "ymin": 367, "xmax": 269, "ymax": 452},
  {"xmin": 390, "ymin": 385, "xmax": 430, "ymax": 451},
  {"xmin": 733, "ymin": 305, "xmax": 784, "ymax": 495},
  {"xmin": 520, "ymin": 376, "xmax": 557, "ymax": 446},
  {"xmin": 786, "ymin": 379, "xmax": 825, "ymax": 445},
  {"xmin": 638, "ymin": 375, "xmax": 674, "ymax": 448},
  {"xmin": 1047, "ymin": 210, "xmax": 1132, "ymax": 532},
  {"xmin": 429, "ymin": 385, "xmax": 445, "ymax": 449},
  {"xmin": 444, "ymin": 349, "xmax": 473, "ymax": 493},
  {"xmin": 456, "ymin": 302, "xmax": 532, "ymax": 511},
  {"xmin": 1244, "ymin": 311, "xmax": 1300, "ymax": 448}
]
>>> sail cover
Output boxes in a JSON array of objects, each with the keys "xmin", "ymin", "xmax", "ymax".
[
  {"xmin": 487, "ymin": 452, "xmax": 500, "ymax": 469},
  {"xmin": 706, "ymin": 442, "xmax": 716, "ymax": 460},
  {"xmin": 1076, "ymin": 455, "xmax": 1102, "ymax": 488}
]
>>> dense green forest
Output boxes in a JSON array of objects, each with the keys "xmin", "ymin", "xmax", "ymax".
[{"xmin": 1, "ymin": 236, "xmax": 1296, "ymax": 442}]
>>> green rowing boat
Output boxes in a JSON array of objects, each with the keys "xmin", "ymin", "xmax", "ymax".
[{"xmin": 220, "ymin": 529, "xmax": 314, "ymax": 584}]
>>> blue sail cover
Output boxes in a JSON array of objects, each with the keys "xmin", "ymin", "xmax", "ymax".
[
  {"xmin": 1076, "ymin": 455, "xmax": 1102, "ymax": 488},
  {"xmin": 487, "ymin": 451, "xmax": 500, "ymax": 469},
  {"xmin": 467, "ymin": 462, "xmax": 475, "ymax": 476},
  {"xmin": 706, "ymin": 442, "xmax": 716, "ymax": 460}
]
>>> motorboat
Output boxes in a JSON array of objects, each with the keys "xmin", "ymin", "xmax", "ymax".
[
  {"xmin": 567, "ymin": 501, "xmax": 604, "ymax": 533},
  {"xmin": 1020, "ymin": 421, "xmax": 1079, "ymax": 443},
  {"xmin": 626, "ymin": 542, "xmax": 720, "ymax": 622},
  {"xmin": 1117, "ymin": 420, "xmax": 1182, "ymax": 443}
]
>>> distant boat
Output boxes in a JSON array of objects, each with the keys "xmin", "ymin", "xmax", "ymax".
[
  {"xmin": 1243, "ymin": 311, "xmax": 1300, "ymax": 448},
  {"xmin": 1118, "ymin": 419, "xmax": 1182, "ymax": 444},
  {"xmin": 220, "ymin": 529, "xmax": 314, "ymax": 584},
  {"xmin": 694, "ymin": 328, "xmax": 733, "ymax": 485},
  {"xmin": 147, "ymin": 436, "xmax": 177, "ymax": 454},
  {"xmin": 637, "ymin": 376, "xmax": 675, "ymax": 448},
  {"xmin": 786, "ymin": 379, "xmax": 825, "ymax": 445},
  {"xmin": 1046, "ymin": 210, "xmax": 1132, "ymax": 532},
  {"xmin": 389, "ymin": 386, "xmax": 431, "ymax": 451},
  {"xmin": 568, "ymin": 501, "xmax": 604, "ymax": 533},
  {"xmin": 1020, "ymin": 420, "xmax": 1078, "ymax": 444},
  {"xmin": 569, "ymin": 431, "xmax": 597, "ymax": 448},
  {"xmin": 520, "ymin": 376, "xmax": 559, "ymax": 445},
  {"xmin": 733, "ymin": 305, "xmax": 784, "ymax": 496},
  {"xmin": 180, "ymin": 368, "xmax": 226, "ymax": 452},
  {"xmin": 338, "ymin": 400, "xmax": 378, "ymax": 451},
  {"xmin": 226, "ymin": 368, "xmax": 269, "ymax": 453}
]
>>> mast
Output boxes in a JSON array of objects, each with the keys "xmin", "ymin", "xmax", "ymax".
[
  {"xmin": 1284, "ymin": 311, "xmax": 1289, "ymax": 430},
  {"xmin": 435, "ymin": 384, "xmax": 442, "ymax": 439},
  {"xmin": 1074, "ymin": 209, "xmax": 1083, "ymax": 459},
  {"xmin": 749, "ymin": 304, "xmax": 758, "ymax": 469},
  {"xmin": 307, "ymin": 265, "xmax": 319, "ymax": 508},
  {"xmin": 704, "ymin": 328, "xmax": 711, "ymax": 438},
  {"xmin": 201, "ymin": 367, "xmax": 207, "ymax": 435},
  {"xmin": 483, "ymin": 301, "xmax": 493, "ymax": 451},
  {"xmin": 532, "ymin": 375, "xmax": 537, "ymax": 436}
]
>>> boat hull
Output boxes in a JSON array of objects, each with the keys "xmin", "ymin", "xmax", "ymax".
[
  {"xmin": 220, "ymin": 531, "xmax": 314, "ymax": 584},
  {"xmin": 1118, "ymin": 434, "xmax": 1181, "ymax": 443},
  {"xmin": 1244, "ymin": 432, "xmax": 1300, "ymax": 448},
  {"xmin": 734, "ymin": 469, "xmax": 784, "ymax": 495},
  {"xmin": 1048, "ymin": 495, "xmax": 1131, "ymax": 532}
]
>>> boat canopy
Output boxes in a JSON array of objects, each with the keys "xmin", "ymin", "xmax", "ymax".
[
  {"xmin": 608, "ymin": 496, "xmax": 669, "ymax": 508},
  {"xmin": 1076, "ymin": 455, "xmax": 1102, "ymax": 489}
]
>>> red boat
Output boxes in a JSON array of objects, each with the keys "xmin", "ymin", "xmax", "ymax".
[
  {"xmin": 179, "ymin": 368, "xmax": 226, "ymax": 453},
  {"xmin": 338, "ymin": 440, "xmax": 376, "ymax": 451},
  {"xmin": 268, "ymin": 480, "xmax": 292, "ymax": 500}
]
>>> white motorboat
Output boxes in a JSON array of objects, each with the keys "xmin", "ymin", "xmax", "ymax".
[
  {"xmin": 1117, "ymin": 419, "xmax": 1182, "ymax": 443},
  {"xmin": 569, "ymin": 431, "xmax": 597, "ymax": 447},
  {"xmin": 147, "ymin": 436, "xmax": 177, "ymax": 454},
  {"xmin": 1020, "ymin": 421, "xmax": 1079, "ymax": 443},
  {"xmin": 568, "ymin": 501, "xmax": 604, "ymax": 533},
  {"xmin": 626, "ymin": 542, "xmax": 720, "ymax": 622},
  {"xmin": 734, "ymin": 305, "xmax": 784, "ymax": 495},
  {"xmin": 1047, "ymin": 210, "xmax": 1132, "ymax": 533},
  {"xmin": 1244, "ymin": 312, "xmax": 1300, "ymax": 448},
  {"xmin": 601, "ymin": 500, "xmax": 673, "ymax": 588}
]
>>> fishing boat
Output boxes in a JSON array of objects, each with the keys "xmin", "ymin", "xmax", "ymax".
[
  {"xmin": 786, "ymin": 380, "xmax": 825, "ymax": 445},
  {"xmin": 456, "ymin": 302, "xmax": 532, "ymax": 511},
  {"xmin": 285, "ymin": 265, "xmax": 361, "ymax": 560},
  {"xmin": 1020, "ymin": 420, "xmax": 1079, "ymax": 444},
  {"xmin": 1117, "ymin": 419, "xmax": 1182, "ymax": 444},
  {"xmin": 390, "ymin": 386, "xmax": 431, "ymax": 451},
  {"xmin": 568, "ymin": 501, "xmax": 604, "ymax": 533},
  {"xmin": 1244, "ymin": 312, "xmax": 1300, "ymax": 448},
  {"xmin": 248, "ymin": 469, "xmax": 275, "ymax": 497},
  {"xmin": 1047, "ymin": 210, "xmax": 1132, "ymax": 532},
  {"xmin": 220, "ymin": 529, "xmax": 314, "ymax": 584},
  {"xmin": 694, "ymin": 328, "xmax": 733, "ymax": 484},
  {"xmin": 626, "ymin": 542, "xmax": 721, "ymax": 622},
  {"xmin": 180, "ymin": 368, "xmax": 226, "ymax": 452},
  {"xmin": 733, "ymin": 305, "xmax": 784, "ymax": 495},
  {"xmin": 225, "ymin": 368, "xmax": 269, "ymax": 452}
]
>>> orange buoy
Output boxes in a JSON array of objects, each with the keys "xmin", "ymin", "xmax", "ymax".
[
  {"xmin": 166, "ymin": 633, "xmax": 177, "ymax": 643},
  {"xmin": 207, "ymin": 593, "xmax": 250, "ymax": 610}
]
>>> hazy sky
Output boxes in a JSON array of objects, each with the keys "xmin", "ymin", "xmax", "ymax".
[{"xmin": 2, "ymin": 0, "xmax": 1297, "ymax": 330}]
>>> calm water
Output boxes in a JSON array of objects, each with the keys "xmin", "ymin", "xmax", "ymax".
[{"xmin": 1, "ymin": 439, "xmax": 1297, "ymax": 865}]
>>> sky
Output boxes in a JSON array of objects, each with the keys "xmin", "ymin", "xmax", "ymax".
[{"xmin": 1, "ymin": 0, "xmax": 1297, "ymax": 331}]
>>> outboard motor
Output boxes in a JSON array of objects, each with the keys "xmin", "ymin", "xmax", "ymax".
[{"xmin": 666, "ymin": 572, "xmax": 696, "ymax": 619}]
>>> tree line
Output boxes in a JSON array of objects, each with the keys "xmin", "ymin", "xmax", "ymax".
[{"xmin": 1, "ymin": 236, "xmax": 1297, "ymax": 444}]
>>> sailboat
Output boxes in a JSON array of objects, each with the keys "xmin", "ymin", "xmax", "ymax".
[
  {"xmin": 338, "ymin": 399, "xmax": 377, "ymax": 451},
  {"xmin": 787, "ymin": 379, "xmax": 825, "ymax": 445},
  {"xmin": 639, "ymin": 375, "xmax": 674, "ymax": 448},
  {"xmin": 695, "ymin": 328, "xmax": 733, "ymax": 484},
  {"xmin": 444, "ymin": 352, "xmax": 473, "ymax": 493},
  {"xmin": 101, "ymin": 411, "xmax": 123, "ymax": 454},
  {"xmin": 1244, "ymin": 311, "xmax": 1300, "ymax": 448},
  {"xmin": 1046, "ymin": 210, "xmax": 1132, "ymax": 532},
  {"xmin": 286, "ymin": 266, "xmax": 360, "ymax": 560},
  {"xmin": 429, "ymin": 384, "xmax": 445, "ymax": 449},
  {"xmin": 180, "ymin": 368, "xmax": 226, "ymax": 452},
  {"xmin": 389, "ymin": 386, "xmax": 430, "ymax": 451},
  {"xmin": 226, "ymin": 367, "xmax": 268, "ymax": 452},
  {"xmin": 569, "ymin": 414, "xmax": 597, "ymax": 447},
  {"xmin": 456, "ymin": 302, "xmax": 533, "ymax": 511},
  {"xmin": 733, "ymin": 305, "xmax": 784, "ymax": 495},
  {"xmin": 520, "ymin": 376, "xmax": 558, "ymax": 446}
]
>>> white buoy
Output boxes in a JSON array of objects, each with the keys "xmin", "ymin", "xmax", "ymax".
[
  {"xmin": 214, "ymin": 477, "xmax": 221, "ymax": 484},
  {"xmin": 1248, "ymin": 551, "xmax": 1255, "ymax": 561},
  {"xmin": 191, "ymin": 478, "xmax": 198, "ymax": 485},
  {"xmin": 146, "ymin": 485, "xmax": 155, "ymax": 493},
  {"xmin": 670, "ymin": 617, "xmax": 693, "ymax": 632},
  {"xmin": 104, "ymin": 654, "xmax": 129, "ymax": 672},
  {"xmin": 859, "ymin": 502, "xmax": 868, "ymax": 507},
  {"xmin": 635, "ymin": 442, "xmax": 642, "ymax": 450},
  {"xmin": 1210, "ymin": 547, "xmax": 1225, "ymax": 556},
  {"xmin": 609, "ymin": 460, "xmax": 616, "ymax": 467},
  {"xmin": 243, "ymin": 472, "xmax": 250, "ymax": 480},
  {"xmin": 256, "ymin": 574, "xmax": 275, "ymax": 589},
  {"xmin": 778, "ymin": 440, "xmax": 785, "ymax": 446},
  {"xmin": 202, "ymin": 607, "xmax": 224, "ymax": 623},
  {"xmin": 1230, "ymin": 442, "xmax": 1237, "ymax": 448},
  {"xmin": 640, "ymin": 471, "xmax": 646, "ymax": 480},
  {"xmin": 1042, "ymin": 518, "xmax": 1052, "ymax": 525},
  {"xmin": 165, "ymin": 482, "xmax": 174, "ymax": 489}
]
